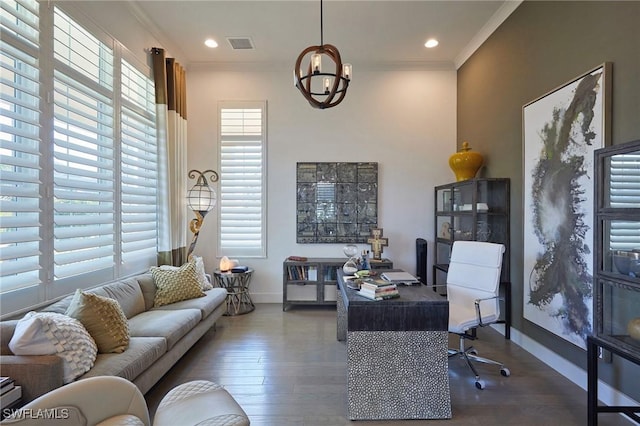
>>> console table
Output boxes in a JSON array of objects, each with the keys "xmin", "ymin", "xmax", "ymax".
[{"xmin": 337, "ymin": 270, "xmax": 451, "ymax": 420}]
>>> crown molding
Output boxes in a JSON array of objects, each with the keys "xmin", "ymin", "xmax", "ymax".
[
  {"xmin": 454, "ymin": 0, "xmax": 523, "ymax": 69},
  {"xmin": 188, "ymin": 60, "xmax": 455, "ymax": 73},
  {"xmin": 124, "ymin": 0, "xmax": 188, "ymax": 64}
]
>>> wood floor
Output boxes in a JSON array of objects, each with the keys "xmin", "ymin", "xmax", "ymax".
[{"xmin": 145, "ymin": 304, "xmax": 629, "ymax": 425}]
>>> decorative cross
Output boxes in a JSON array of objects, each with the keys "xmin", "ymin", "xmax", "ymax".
[{"xmin": 367, "ymin": 228, "xmax": 389, "ymax": 260}]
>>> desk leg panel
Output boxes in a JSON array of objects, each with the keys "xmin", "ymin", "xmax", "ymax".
[{"xmin": 347, "ymin": 330, "xmax": 451, "ymax": 420}]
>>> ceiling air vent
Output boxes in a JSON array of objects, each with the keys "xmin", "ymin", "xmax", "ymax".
[{"xmin": 227, "ymin": 37, "xmax": 255, "ymax": 50}]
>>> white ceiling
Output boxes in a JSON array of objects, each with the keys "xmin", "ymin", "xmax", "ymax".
[{"xmin": 127, "ymin": 1, "xmax": 521, "ymax": 69}]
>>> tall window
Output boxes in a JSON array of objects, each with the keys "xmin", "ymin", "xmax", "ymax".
[
  {"xmin": 0, "ymin": 1, "xmax": 157, "ymax": 315},
  {"xmin": 218, "ymin": 102, "xmax": 267, "ymax": 258}
]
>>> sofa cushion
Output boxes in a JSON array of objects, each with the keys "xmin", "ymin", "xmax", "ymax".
[
  {"xmin": 192, "ymin": 256, "xmax": 213, "ymax": 290},
  {"xmin": 96, "ymin": 278, "xmax": 146, "ymax": 319},
  {"xmin": 136, "ymin": 273, "xmax": 156, "ymax": 311},
  {"xmin": 41, "ymin": 295, "xmax": 74, "ymax": 315},
  {"xmin": 9, "ymin": 312, "xmax": 97, "ymax": 384},
  {"xmin": 80, "ymin": 337, "xmax": 166, "ymax": 382},
  {"xmin": 153, "ymin": 288, "xmax": 227, "ymax": 319},
  {"xmin": 42, "ymin": 279, "xmax": 145, "ymax": 320},
  {"xmin": 65, "ymin": 290, "xmax": 130, "ymax": 354},
  {"xmin": 151, "ymin": 262, "xmax": 206, "ymax": 307},
  {"xmin": 128, "ymin": 309, "xmax": 201, "ymax": 350}
]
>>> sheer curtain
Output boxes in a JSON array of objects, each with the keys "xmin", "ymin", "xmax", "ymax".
[{"xmin": 152, "ymin": 47, "xmax": 188, "ymax": 266}]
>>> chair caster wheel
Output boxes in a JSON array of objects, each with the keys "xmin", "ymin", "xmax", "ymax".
[
  {"xmin": 500, "ymin": 367, "xmax": 511, "ymax": 377},
  {"xmin": 468, "ymin": 349, "xmax": 478, "ymax": 356},
  {"xmin": 475, "ymin": 380, "xmax": 485, "ymax": 390}
]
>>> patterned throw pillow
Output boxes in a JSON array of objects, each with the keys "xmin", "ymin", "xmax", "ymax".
[
  {"xmin": 151, "ymin": 261, "xmax": 206, "ymax": 307},
  {"xmin": 65, "ymin": 290, "xmax": 130, "ymax": 354},
  {"xmin": 9, "ymin": 312, "xmax": 97, "ymax": 383}
]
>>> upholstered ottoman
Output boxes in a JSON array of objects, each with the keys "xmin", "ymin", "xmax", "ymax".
[{"xmin": 153, "ymin": 380, "xmax": 250, "ymax": 426}]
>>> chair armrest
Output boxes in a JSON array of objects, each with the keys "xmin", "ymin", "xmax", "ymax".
[
  {"xmin": 18, "ymin": 376, "xmax": 150, "ymax": 426},
  {"xmin": 0, "ymin": 355, "xmax": 64, "ymax": 403},
  {"xmin": 474, "ymin": 296, "xmax": 504, "ymax": 327}
]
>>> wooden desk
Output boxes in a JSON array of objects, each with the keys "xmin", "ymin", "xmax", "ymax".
[{"xmin": 337, "ymin": 270, "xmax": 451, "ymax": 420}]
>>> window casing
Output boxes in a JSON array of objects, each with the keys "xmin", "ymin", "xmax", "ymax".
[
  {"xmin": 0, "ymin": 1, "xmax": 157, "ymax": 316},
  {"xmin": 217, "ymin": 102, "xmax": 267, "ymax": 258}
]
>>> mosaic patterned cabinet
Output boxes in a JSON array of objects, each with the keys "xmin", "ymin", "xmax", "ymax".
[{"xmin": 337, "ymin": 271, "xmax": 451, "ymax": 420}]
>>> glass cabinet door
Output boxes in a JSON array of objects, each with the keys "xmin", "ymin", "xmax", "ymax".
[
  {"xmin": 602, "ymin": 219, "xmax": 640, "ymax": 277},
  {"xmin": 598, "ymin": 279, "xmax": 640, "ymax": 353},
  {"xmin": 594, "ymin": 139, "xmax": 640, "ymax": 358}
]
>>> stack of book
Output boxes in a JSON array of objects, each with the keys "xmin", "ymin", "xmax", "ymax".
[
  {"xmin": 0, "ymin": 377, "xmax": 21, "ymax": 409},
  {"xmin": 358, "ymin": 279, "xmax": 399, "ymax": 300}
]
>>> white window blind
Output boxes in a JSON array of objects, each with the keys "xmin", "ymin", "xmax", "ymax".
[
  {"xmin": 53, "ymin": 8, "xmax": 115, "ymax": 281},
  {"xmin": 609, "ymin": 154, "xmax": 640, "ymax": 250},
  {"xmin": 0, "ymin": 0, "xmax": 41, "ymax": 294},
  {"xmin": 218, "ymin": 102, "xmax": 266, "ymax": 258},
  {"xmin": 120, "ymin": 59, "xmax": 158, "ymax": 268},
  {"xmin": 0, "ymin": 2, "xmax": 158, "ymax": 315}
]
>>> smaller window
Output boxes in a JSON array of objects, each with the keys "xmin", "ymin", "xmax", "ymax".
[{"xmin": 218, "ymin": 101, "xmax": 267, "ymax": 258}]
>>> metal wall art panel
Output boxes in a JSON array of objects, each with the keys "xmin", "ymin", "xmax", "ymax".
[{"xmin": 297, "ymin": 162, "xmax": 378, "ymax": 243}]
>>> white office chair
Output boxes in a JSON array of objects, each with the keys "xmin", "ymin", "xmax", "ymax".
[{"xmin": 447, "ymin": 241, "xmax": 510, "ymax": 389}]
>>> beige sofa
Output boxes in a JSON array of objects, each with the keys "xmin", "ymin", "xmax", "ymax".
[{"xmin": 0, "ymin": 273, "xmax": 227, "ymax": 404}]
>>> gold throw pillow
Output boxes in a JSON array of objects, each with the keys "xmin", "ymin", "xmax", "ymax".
[
  {"xmin": 151, "ymin": 261, "xmax": 206, "ymax": 307},
  {"xmin": 66, "ymin": 290, "xmax": 130, "ymax": 354}
]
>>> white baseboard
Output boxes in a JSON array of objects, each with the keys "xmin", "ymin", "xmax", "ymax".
[
  {"xmin": 491, "ymin": 324, "xmax": 639, "ymax": 408},
  {"xmin": 250, "ymin": 293, "xmax": 284, "ymax": 304}
]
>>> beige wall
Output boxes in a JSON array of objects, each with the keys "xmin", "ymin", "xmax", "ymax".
[
  {"xmin": 187, "ymin": 66, "xmax": 456, "ymax": 302},
  {"xmin": 457, "ymin": 1, "xmax": 640, "ymax": 401}
]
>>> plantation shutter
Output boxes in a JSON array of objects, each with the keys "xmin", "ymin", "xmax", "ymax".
[
  {"xmin": 120, "ymin": 59, "xmax": 158, "ymax": 271},
  {"xmin": 218, "ymin": 103, "xmax": 266, "ymax": 258},
  {"xmin": 52, "ymin": 7, "xmax": 115, "ymax": 281},
  {"xmin": 608, "ymin": 154, "xmax": 640, "ymax": 250},
  {"xmin": 0, "ymin": 0, "xmax": 42, "ymax": 293}
]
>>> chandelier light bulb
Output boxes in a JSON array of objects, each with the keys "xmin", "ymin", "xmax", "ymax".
[
  {"xmin": 323, "ymin": 77, "xmax": 332, "ymax": 94},
  {"xmin": 343, "ymin": 63, "xmax": 352, "ymax": 80},
  {"xmin": 311, "ymin": 53, "xmax": 322, "ymax": 74}
]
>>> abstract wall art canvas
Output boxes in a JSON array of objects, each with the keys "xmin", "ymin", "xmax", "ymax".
[{"xmin": 522, "ymin": 63, "xmax": 611, "ymax": 349}]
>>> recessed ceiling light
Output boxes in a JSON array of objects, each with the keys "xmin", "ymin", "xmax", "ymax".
[
  {"xmin": 204, "ymin": 39, "xmax": 218, "ymax": 48},
  {"xmin": 425, "ymin": 39, "xmax": 439, "ymax": 48}
]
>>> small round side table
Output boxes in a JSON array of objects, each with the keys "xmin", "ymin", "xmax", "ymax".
[{"xmin": 212, "ymin": 269, "xmax": 255, "ymax": 316}]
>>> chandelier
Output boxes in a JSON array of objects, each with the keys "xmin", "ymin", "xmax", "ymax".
[{"xmin": 294, "ymin": 0, "xmax": 352, "ymax": 109}]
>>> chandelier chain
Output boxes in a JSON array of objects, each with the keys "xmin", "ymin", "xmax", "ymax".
[{"xmin": 320, "ymin": 0, "xmax": 324, "ymax": 46}]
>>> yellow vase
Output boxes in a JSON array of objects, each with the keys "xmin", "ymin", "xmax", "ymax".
[{"xmin": 449, "ymin": 141, "xmax": 484, "ymax": 182}]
